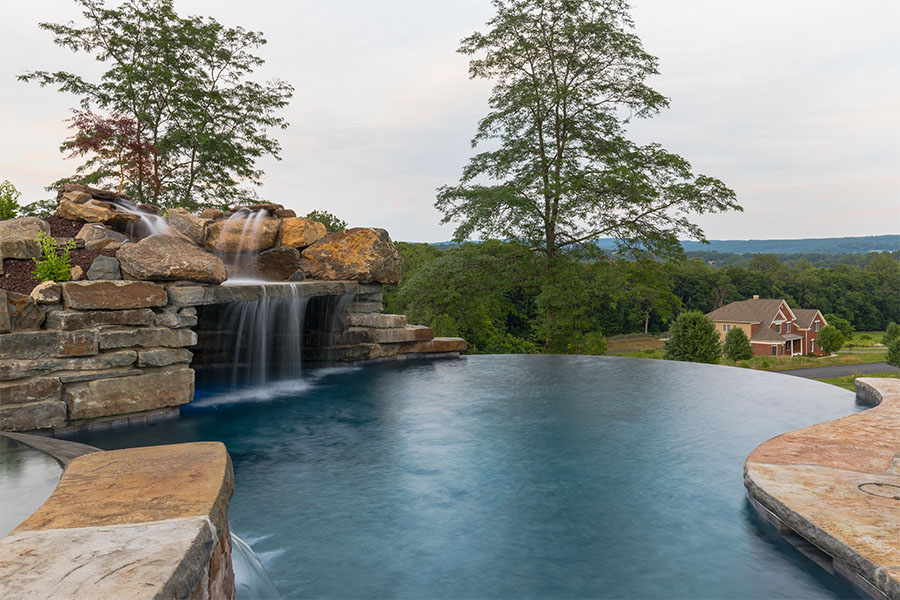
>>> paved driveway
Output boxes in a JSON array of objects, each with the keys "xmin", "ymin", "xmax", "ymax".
[{"xmin": 777, "ymin": 361, "xmax": 898, "ymax": 379}]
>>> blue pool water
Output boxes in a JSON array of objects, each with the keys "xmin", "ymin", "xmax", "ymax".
[{"xmin": 67, "ymin": 355, "xmax": 865, "ymax": 599}]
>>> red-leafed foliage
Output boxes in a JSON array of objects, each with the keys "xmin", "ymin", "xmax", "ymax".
[{"xmin": 63, "ymin": 110, "xmax": 161, "ymax": 197}]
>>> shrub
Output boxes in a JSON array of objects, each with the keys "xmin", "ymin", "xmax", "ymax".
[
  {"xmin": 884, "ymin": 322, "xmax": 900, "ymax": 348},
  {"xmin": 0, "ymin": 180, "xmax": 20, "ymax": 220},
  {"xmin": 816, "ymin": 325, "xmax": 845, "ymax": 355},
  {"xmin": 31, "ymin": 233, "xmax": 76, "ymax": 283},
  {"xmin": 663, "ymin": 311, "xmax": 721, "ymax": 364},
  {"xmin": 723, "ymin": 327, "xmax": 753, "ymax": 362},
  {"xmin": 887, "ymin": 338, "xmax": 900, "ymax": 368},
  {"xmin": 859, "ymin": 334, "xmax": 872, "ymax": 341}
]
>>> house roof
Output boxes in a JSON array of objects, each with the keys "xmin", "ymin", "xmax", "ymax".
[
  {"xmin": 792, "ymin": 308, "xmax": 824, "ymax": 329},
  {"xmin": 750, "ymin": 327, "xmax": 786, "ymax": 343},
  {"xmin": 707, "ymin": 298, "xmax": 788, "ymax": 326}
]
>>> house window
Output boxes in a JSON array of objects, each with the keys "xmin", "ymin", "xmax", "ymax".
[
  {"xmin": 771, "ymin": 345, "xmax": 777, "ymax": 356},
  {"xmin": 814, "ymin": 321, "xmax": 820, "ymax": 331},
  {"xmin": 785, "ymin": 322, "xmax": 791, "ymax": 333},
  {"xmin": 775, "ymin": 323, "xmax": 781, "ymax": 334},
  {"xmin": 723, "ymin": 324, "xmax": 728, "ymax": 332},
  {"xmin": 811, "ymin": 341, "xmax": 816, "ymax": 352}
]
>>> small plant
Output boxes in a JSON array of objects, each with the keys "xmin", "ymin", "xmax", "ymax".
[
  {"xmin": 0, "ymin": 180, "xmax": 21, "ymax": 220},
  {"xmin": 31, "ymin": 233, "xmax": 76, "ymax": 283}
]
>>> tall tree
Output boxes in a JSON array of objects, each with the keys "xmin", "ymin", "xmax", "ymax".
[
  {"xmin": 437, "ymin": 0, "xmax": 740, "ymax": 259},
  {"xmin": 20, "ymin": 0, "xmax": 293, "ymax": 210}
]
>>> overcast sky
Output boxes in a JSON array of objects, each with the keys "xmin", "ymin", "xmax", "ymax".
[{"xmin": 2, "ymin": 0, "xmax": 898, "ymax": 242}]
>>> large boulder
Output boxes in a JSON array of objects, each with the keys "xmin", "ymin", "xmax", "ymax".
[
  {"xmin": 76, "ymin": 223, "xmax": 131, "ymax": 251},
  {"xmin": 167, "ymin": 208, "xmax": 211, "ymax": 246},
  {"xmin": 0, "ymin": 217, "xmax": 50, "ymax": 259},
  {"xmin": 117, "ymin": 235, "xmax": 227, "ymax": 284},
  {"xmin": 57, "ymin": 198, "xmax": 140, "ymax": 231},
  {"xmin": 277, "ymin": 217, "xmax": 327, "ymax": 249},
  {"xmin": 205, "ymin": 216, "xmax": 280, "ymax": 253},
  {"xmin": 299, "ymin": 227, "xmax": 402, "ymax": 284},
  {"xmin": 253, "ymin": 246, "xmax": 301, "ymax": 281}
]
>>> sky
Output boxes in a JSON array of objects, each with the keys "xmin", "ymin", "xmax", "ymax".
[{"xmin": 1, "ymin": 0, "xmax": 898, "ymax": 243}]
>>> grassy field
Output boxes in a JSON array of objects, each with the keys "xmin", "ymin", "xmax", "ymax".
[
  {"xmin": 606, "ymin": 333, "xmax": 888, "ymax": 371},
  {"xmin": 816, "ymin": 371, "xmax": 900, "ymax": 391},
  {"xmin": 605, "ymin": 334, "xmax": 664, "ymax": 354},
  {"xmin": 842, "ymin": 330, "xmax": 886, "ymax": 349}
]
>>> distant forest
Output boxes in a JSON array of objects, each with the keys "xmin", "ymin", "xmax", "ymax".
[{"xmin": 384, "ymin": 241, "xmax": 900, "ymax": 354}]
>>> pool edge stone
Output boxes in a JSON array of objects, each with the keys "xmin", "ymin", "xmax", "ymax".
[{"xmin": 744, "ymin": 377, "xmax": 900, "ymax": 600}]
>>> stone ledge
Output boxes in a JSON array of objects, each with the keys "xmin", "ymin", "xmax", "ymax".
[
  {"xmin": 744, "ymin": 378, "xmax": 900, "ymax": 600},
  {"xmin": 168, "ymin": 280, "xmax": 359, "ymax": 306},
  {"xmin": 0, "ymin": 442, "xmax": 235, "ymax": 599}
]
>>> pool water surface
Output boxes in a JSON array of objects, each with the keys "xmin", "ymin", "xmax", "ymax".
[{"xmin": 67, "ymin": 355, "xmax": 865, "ymax": 599}]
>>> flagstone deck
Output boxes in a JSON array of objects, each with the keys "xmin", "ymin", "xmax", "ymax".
[{"xmin": 745, "ymin": 377, "xmax": 900, "ymax": 600}]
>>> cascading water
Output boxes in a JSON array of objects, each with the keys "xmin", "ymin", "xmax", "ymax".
[
  {"xmin": 217, "ymin": 208, "xmax": 272, "ymax": 282},
  {"xmin": 231, "ymin": 533, "xmax": 281, "ymax": 599},
  {"xmin": 223, "ymin": 288, "xmax": 309, "ymax": 389},
  {"xmin": 112, "ymin": 197, "xmax": 174, "ymax": 239}
]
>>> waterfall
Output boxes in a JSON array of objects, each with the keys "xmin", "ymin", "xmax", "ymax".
[
  {"xmin": 218, "ymin": 209, "xmax": 272, "ymax": 282},
  {"xmin": 230, "ymin": 533, "xmax": 282, "ymax": 600},
  {"xmin": 112, "ymin": 197, "xmax": 174, "ymax": 239},
  {"xmin": 223, "ymin": 287, "xmax": 309, "ymax": 389}
]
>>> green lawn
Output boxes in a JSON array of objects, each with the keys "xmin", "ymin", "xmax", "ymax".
[
  {"xmin": 608, "ymin": 348, "xmax": 888, "ymax": 371},
  {"xmin": 842, "ymin": 330, "xmax": 886, "ymax": 349},
  {"xmin": 815, "ymin": 371, "xmax": 900, "ymax": 391}
]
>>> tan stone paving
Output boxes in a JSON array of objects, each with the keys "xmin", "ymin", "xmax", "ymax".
[{"xmin": 745, "ymin": 378, "xmax": 900, "ymax": 600}]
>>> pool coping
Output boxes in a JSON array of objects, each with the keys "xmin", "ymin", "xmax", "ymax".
[
  {"xmin": 0, "ymin": 441, "xmax": 235, "ymax": 599},
  {"xmin": 744, "ymin": 377, "xmax": 900, "ymax": 600}
]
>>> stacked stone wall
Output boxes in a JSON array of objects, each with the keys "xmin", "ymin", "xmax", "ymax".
[
  {"xmin": 0, "ymin": 281, "xmax": 196, "ymax": 432},
  {"xmin": 1, "ymin": 279, "xmax": 465, "ymax": 433}
]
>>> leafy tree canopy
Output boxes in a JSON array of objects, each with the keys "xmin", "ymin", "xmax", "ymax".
[
  {"xmin": 663, "ymin": 310, "xmax": 720, "ymax": 364},
  {"xmin": 20, "ymin": 0, "xmax": 293, "ymax": 211},
  {"xmin": 437, "ymin": 0, "xmax": 740, "ymax": 259},
  {"xmin": 816, "ymin": 325, "xmax": 845, "ymax": 355},
  {"xmin": 305, "ymin": 210, "xmax": 348, "ymax": 233},
  {"xmin": 0, "ymin": 180, "xmax": 21, "ymax": 220}
]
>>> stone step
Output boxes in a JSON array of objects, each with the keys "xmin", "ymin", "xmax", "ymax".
[
  {"xmin": 340, "ymin": 325, "xmax": 433, "ymax": 345},
  {"xmin": 341, "ymin": 313, "xmax": 407, "ymax": 329},
  {"xmin": 396, "ymin": 337, "xmax": 467, "ymax": 355},
  {"xmin": 345, "ymin": 302, "xmax": 383, "ymax": 314}
]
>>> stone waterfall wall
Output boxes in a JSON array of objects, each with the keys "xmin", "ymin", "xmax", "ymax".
[
  {"xmin": 0, "ymin": 280, "xmax": 197, "ymax": 432},
  {"xmin": 1, "ymin": 279, "xmax": 466, "ymax": 433}
]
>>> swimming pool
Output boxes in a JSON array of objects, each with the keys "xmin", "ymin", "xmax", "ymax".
[{"xmin": 66, "ymin": 355, "xmax": 865, "ymax": 598}]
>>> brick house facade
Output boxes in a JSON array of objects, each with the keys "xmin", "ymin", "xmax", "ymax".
[{"xmin": 707, "ymin": 296, "xmax": 828, "ymax": 356}]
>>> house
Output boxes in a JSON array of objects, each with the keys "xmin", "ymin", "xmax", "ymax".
[{"xmin": 706, "ymin": 295, "xmax": 828, "ymax": 356}]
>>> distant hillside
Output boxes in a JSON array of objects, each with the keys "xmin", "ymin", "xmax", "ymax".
[
  {"xmin": 677, "ymin": 235, "xmax": 899, "ymax": 255},
  {"xmin": 429, "ymin": 235, "xmax": 899, "ymax": 255}
]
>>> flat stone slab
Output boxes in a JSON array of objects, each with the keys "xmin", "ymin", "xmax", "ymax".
[
  {"xmin": 0, "ymin": 517, "xmax": 216, "ymax": 600},
  {"xmin": 744, "ymin": 378, "xmax": 900, "ymax": 600},
  {"xmin": 61, "ymin": 281, "xmax": 167, "ymax": 310},
  {"xmin": 13, "ymin": 441, "xmax": 232, "ymax": 534},
  {"xmin": 168, "ymin": 280, "xmax": 359, "ymax": 306}
]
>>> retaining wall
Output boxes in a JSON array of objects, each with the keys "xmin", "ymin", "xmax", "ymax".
[{"xmin": 1, "ymin": 280, "xmax": 465, "ymax": 433}]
